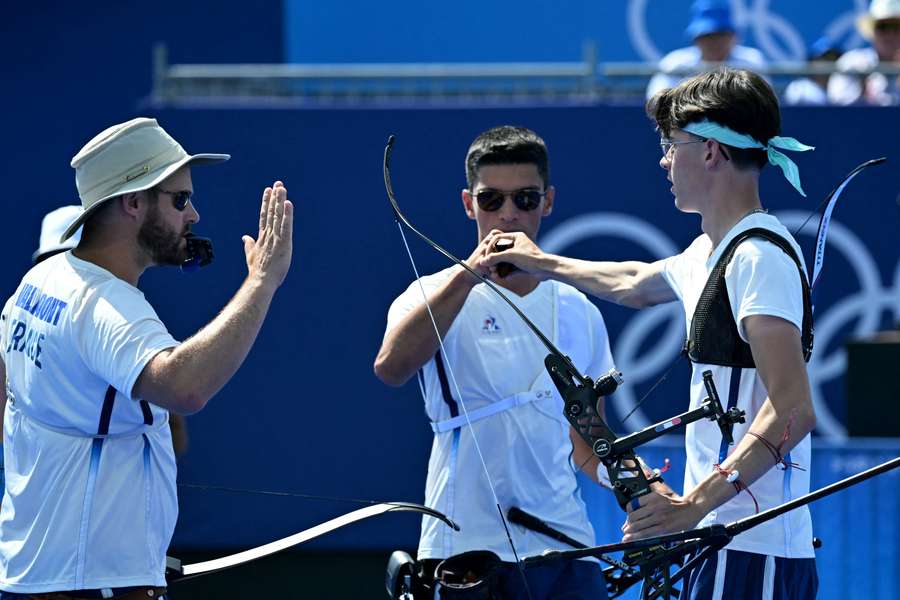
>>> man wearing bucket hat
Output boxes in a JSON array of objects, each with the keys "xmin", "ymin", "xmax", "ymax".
[
  {"xmin": 483, "ymin": 69, "xmax": 819, "ymax": 598},
  {"xmin": 31, "ymin": 204, "xmax": 190, "ymax": 456},
  {"xmin": 828, "ymin": 0, "xmax": 900, "ymax": 105},
  {"xmin": 646, "ymin": 0, "xmax": 767, "ymax": 99},
  {"xmin": 0, "ymin": 117, "xmax": 293, "ymax": 598}
]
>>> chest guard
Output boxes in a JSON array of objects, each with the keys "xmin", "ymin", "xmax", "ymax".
[{"xmin": 686, "ymin": 228, "xmax": 814, "ymax": 368}]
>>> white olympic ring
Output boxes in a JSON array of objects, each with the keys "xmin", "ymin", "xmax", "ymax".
[
  {"xmin": 627, "ymin": 0, "xmax": 867, "ymax": 63},
  {"xmin": 542, "ymin": 214, "xmax": 683, "ymax": 430}
]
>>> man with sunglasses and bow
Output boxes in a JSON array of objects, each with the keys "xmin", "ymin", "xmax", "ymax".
[
  {"xmin": 375, "ymin": 126, "xmax": 616, "ymax": 599},
  {"xmin": 0, "ymin": 118, "xmax": 293, "ymax": 599}
]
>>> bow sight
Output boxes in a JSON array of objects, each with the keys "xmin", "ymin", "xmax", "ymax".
[{"xmin": 547, "ymin": 356, "xmax": 745, "ymax": 508}]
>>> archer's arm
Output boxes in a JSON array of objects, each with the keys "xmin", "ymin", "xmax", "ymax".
[
  {"xmin": 682, "ymin": 315, "xmax": 815, "ymax": 515},
  {"xmin": 571, "ymin": 417, "xmax": 604, "ymax": 485},
  {"xmin": 480, "ymin": 230, "xmax": 676, "ymax": 308},
  {"xmin": 374, "ymin": 269, "xmax": 475, "ymax": 386},
  {"xmin": 374, "ymin": 235, "xmax": 499, "ymax": 387},
  {"xmin": 134, "ymin": 183, "xmax": 293, "ymax": 415}
]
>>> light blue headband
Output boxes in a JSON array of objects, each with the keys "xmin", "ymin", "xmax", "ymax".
[{"xmin": 682, "ymin": 120, "xmax": 815, "ymax": 197}]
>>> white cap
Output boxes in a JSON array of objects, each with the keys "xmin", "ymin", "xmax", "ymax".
[
  {"xmin": 33, "ymin": 205, "xmax": 84, "ymax": 263},
  {"xmin": 858, "ymin": 0, "xmax": 900, "ymax": 39}
]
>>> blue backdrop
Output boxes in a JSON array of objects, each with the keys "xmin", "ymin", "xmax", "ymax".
[
  {"xmin": 141, "ymin": 105, "xmax": 898, "ymax": 600},
  {"xmin": 285, "ymin": 0, "xmax": 872, "ymax": 64},
  {"xmin": 2, "ymin": 2, "xmax": 899, "ymax": 599},
  {"xmin": 43, "ymin": 103, "xmax": 893, "ymax": 542},
  {"xmin": 0, "ymin": 103, "xmax": 897, "ymax": 593}
]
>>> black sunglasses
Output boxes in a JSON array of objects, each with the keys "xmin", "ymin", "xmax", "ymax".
[
  {"xmin": 473, "ymin": 188, "xmax": 545, "ymax": 212},
  {"xmin": 874, "ymin": 20, "xmax": 900, "ymax": 33},
  {"xmin": 156, "ymin": 188, "xmax": 193, "ymax": 211}
]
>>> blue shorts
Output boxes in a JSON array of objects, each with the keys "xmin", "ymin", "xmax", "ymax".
[{"xmin": 678, "ymin": 548, "xmax": 817, "ymax": 600}]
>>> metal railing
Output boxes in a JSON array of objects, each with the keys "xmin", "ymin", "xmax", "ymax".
[
  {"xmin": 149, "ymin": 42, "xmax": 900, "ymax": 107},
  {"xmin": 151, "ymin": 42, "xmax": 600, "ymax": 107}
]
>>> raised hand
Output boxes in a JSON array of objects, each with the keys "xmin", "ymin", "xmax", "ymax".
[{"xmin": 242, "ymin": 181, "xmax": 294, "ymax": 290}]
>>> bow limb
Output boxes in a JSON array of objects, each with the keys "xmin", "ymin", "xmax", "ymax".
[
  {"xmin": 168, "ymin": 502, "xmax": 458, "ymax": 581},
  {"xmin": 806, "ymin": 157, "xmax": 885, "ymax": 292}
]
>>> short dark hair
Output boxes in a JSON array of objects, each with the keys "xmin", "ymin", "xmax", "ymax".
[
  {"xmin": 465, "ymin": 126, "xmax": 550, "ymax": 188},
  {"xmin": 78, "ymin": 198, "xmax": 117, "ymax": 247},
  {"xmin": 647, "ymin": 68, "xmax": 780, "ymax": 170}
]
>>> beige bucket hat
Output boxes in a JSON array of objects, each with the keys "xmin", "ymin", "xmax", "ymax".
[
  {"xmin": 64, "ymin": 117, "xmax": 230, "ymax": 241},
  {"xmin": 857, "ymin": 0, "xmax": 900, "ymax": 40}
]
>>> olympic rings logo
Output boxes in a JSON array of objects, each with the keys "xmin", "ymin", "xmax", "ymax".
[
  {"xmin": 540, "ymin": 211, "xmax": 899, "ymax": 441},
  {"xmin": 626, "ymin": 0, "xmax": 868, "ymax": 62}
]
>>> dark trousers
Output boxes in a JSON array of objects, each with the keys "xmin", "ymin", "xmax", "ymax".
[{"xmin": 424, "ymin": 558, "xmax": 608, "ymax": 600}]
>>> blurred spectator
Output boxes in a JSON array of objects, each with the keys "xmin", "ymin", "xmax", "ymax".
[
  {"xmin": 32, "ymin": 205, "xmax": 83, "ymax": 263},
  {"xmin": 784, "ymin": 37, "xmax": 844, "ymax": 105},
  {"xmin": 828, "ymin": 0, "xmax": 900, "ymax": 105},
  {"xmin": 646, "ymin": 0, "xmax": 767, "ymax": 99}
]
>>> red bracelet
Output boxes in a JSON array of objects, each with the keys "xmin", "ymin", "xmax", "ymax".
[{"xmin": 746, "ymin": 412, "xmax": 805, "ymax": 472}]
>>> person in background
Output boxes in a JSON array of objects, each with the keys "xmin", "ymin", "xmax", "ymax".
[
  {"xmin": 646, "ymin": 0, "xmax": 767, "ymax": 100},
  {"xmin": 828, "ymin": 0, "xmax": 900, "ymax": 105},
  {"xmin": 784, "ymin": 37, "xmax": 844, "ymax": 106},
  {"xmin": 32, "ymin": 205, "xmax": 85, "ymax": 264}
]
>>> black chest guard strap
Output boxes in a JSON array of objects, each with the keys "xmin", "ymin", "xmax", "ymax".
[{"xmin": 687, "ymin": 228, "xmax": 814, "ymax": 368}]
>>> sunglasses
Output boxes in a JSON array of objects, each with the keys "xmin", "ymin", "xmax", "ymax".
[
  {"xmin": 874, "ymin": 20, "xmax": 900, "ymax": 33},
  {"xmin": 473, "ymin": 188, "xmax": 545, "ymax": 212},
  {"xmin": 156, "ymin": 188, "xmax": 193, "ymax": 211}
]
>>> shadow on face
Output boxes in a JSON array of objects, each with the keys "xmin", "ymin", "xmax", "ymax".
[{"xmin": 695, "ymin": 31, "xmax": 737, "ymax": 62}]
